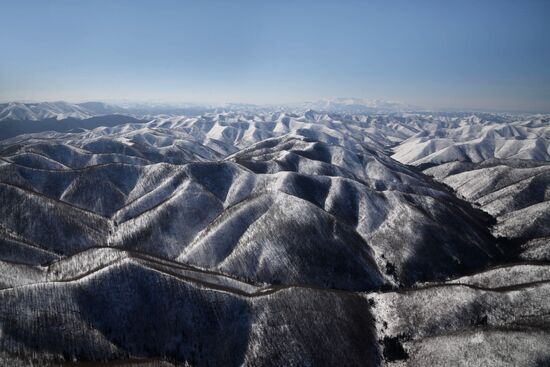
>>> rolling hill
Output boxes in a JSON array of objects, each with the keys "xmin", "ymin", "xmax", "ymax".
[{"xmin": 0, "ymin": 106, "xmax": 548, "ymax": 366}]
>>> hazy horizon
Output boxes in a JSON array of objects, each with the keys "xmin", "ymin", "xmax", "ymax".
[
  {"xmin": 2, "ymin": 98, "xmax": 550, "ymax": 114},
  {"xmin": 1, "ymin": 0, "xmax": 549, "ymax": 112}
]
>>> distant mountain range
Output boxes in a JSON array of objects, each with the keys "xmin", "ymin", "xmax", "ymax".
[
  {"xmin": 0, "ymin": 101, "xmax": 214, "ymax": 122},
  {"xmin": 299, "ymin": 97, "xmax": 419, "ymax": 113},
  {"xmin": 0, "ymin": 99, "xmax": 417, "ymax": 140},
  {"xmin": 0, "ymin": 101, "xmax": 122, "ymax": 121},
  {"xmin": 0, "ymin": 98, "xmax": 419, "ymax": 122}
]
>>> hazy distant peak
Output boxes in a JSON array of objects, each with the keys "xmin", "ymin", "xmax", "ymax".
[{"xmin": 300, "ymin": 97, "xmax": 419, "ymax": 113}]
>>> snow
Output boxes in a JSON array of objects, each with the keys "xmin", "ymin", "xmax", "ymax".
[{"xmin": 0, "ymin": 105, "xmax": 548, "ymax": 365}]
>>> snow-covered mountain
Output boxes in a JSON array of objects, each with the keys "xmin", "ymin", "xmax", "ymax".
[
  {"xmin": 424, "ymin": 159, "xmax": 550, "ymax": 254},
  {"xmin": 0, "ymin": 98, "xmax": 417, "ymax": 123},
  {"xmin": 300, "ymin": 97, "xmax": 418, "ymax": 113},
  {"xmin": 392, "ymin": 114, "xmax": 550, "ymax": 165},
  {"xmin": 0, "ymin": 101, "xmax": 121, "ymax": 121},
  {"xmin": 0, "ymin": 108, "xmax": 549, "ymax": 366}
]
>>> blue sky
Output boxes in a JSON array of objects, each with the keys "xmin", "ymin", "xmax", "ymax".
[{"xmin": 1, "ymin": 0, "xmax": 549, "ymax": 111}]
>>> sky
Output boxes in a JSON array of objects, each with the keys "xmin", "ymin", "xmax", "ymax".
[{"xmin": 1, "ymin": 0, "xmax": 549, "ymax": 112}]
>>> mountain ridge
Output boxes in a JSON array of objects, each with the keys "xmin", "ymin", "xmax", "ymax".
[{"xmin": 0, "ymin": 108, "xmax": 548, "ymax": 366}]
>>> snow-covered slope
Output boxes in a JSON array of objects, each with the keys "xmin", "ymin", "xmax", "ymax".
[
  {"xmin": 0, "ymin": 108, "xmax": 548, "ymax": 366},
  {"xmin": 369, "ymin": 264, "xmax": 550, "ymax": 366},
  {"xmin": 392, "ymin": 115, "xmax": 550, "ymax": 165},
  {"xmin": 1, "ymin": 112, "xmax": 508, "ymax": 288},
  {"xmin": 0, "ymin": 101, "xmax": 100, "ymax": 121},
  {"xmin": 424, "ymin": 159, "xmax": 550, "ymax": 261}
]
